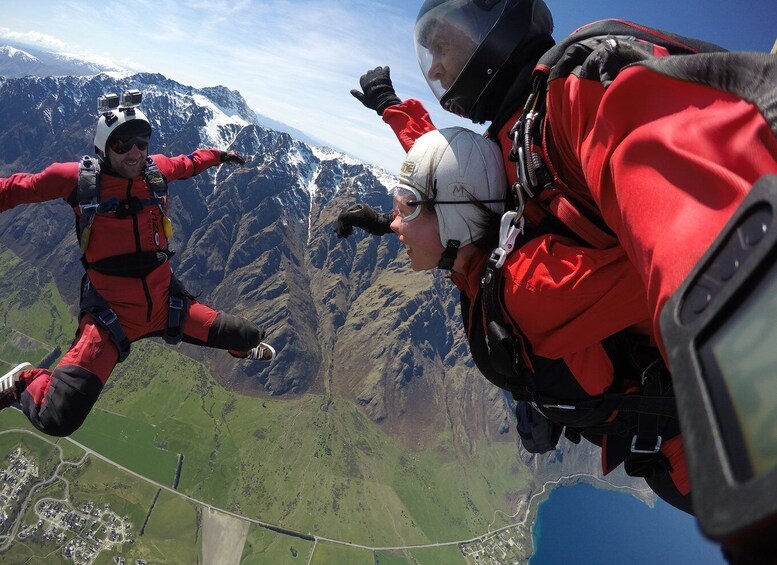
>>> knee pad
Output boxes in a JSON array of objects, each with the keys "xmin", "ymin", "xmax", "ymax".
[
  {"xmin": 207, "ymin": 313, "xmax": 264, "ymax": 351},
  {"xmin": 22, "ymin": 365, "xmax": 103, "ymax": 437}
]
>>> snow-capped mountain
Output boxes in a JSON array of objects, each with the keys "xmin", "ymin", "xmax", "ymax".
[
  {"xmin": 0, "ymin": 43, "xmax": 123, "ymax": 78},
  {"xmin": 0, "ymin": 41, "xmax": 334, "ymax": 150}
]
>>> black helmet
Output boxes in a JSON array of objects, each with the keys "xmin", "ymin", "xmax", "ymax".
[{"xmin": 415, "ymin": 0, "xmax": 554, "ymax": 123}]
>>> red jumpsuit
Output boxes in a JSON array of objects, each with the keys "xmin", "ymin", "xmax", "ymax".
[
  {"xmin": 380, "ymin": 21, "xmax": 777, "ymax": 512},
  {"xmin": 0, "ymin": 150, "xmax": 264, "ymax": 436}
]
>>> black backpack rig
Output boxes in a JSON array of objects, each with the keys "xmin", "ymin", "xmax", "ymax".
[{"xmin": 467, "ymin": 205, "xmax": 679, "ymax": 478}]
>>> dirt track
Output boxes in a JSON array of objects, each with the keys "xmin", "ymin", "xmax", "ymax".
[{"xmin": 202, "ymin": 507, "xmax": 250, "ymax": 565}]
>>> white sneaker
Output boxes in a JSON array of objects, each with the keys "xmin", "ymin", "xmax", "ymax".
[
  {"xmin": 246, "ymin": 342, "xmax": 275, "ymax": 361},
  {"xmin": 0, "ymin": 362, "xmax": 32, "ymax": 392},
  {"xmin": 0, "ymin": 362, "xmax": 33, "ymax": 408}
]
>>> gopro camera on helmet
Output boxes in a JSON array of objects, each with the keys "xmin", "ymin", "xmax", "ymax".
[
  {"xmin": 661, "ymin": 174, "xmax": 777, "ymax": 558},
  {"xmin": 97, "ymin": 90, "xmax": 143, "ymax": 116},
  {"xmin": 97, "ymin": 93, "xmax": 120, "ymax": 115},
  {"xmin": 120, "ymin": 89, "xmax": 143, "ymax": 109}
]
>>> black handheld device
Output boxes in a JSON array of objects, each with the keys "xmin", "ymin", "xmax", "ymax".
[{"xmin": 661, "ymin": 174, "xmax": 777, "ymax": 556}]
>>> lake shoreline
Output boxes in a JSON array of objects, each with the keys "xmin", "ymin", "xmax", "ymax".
[{"xmin": 528, "ymin": 482, "xmax": 724, "ymax": 564}]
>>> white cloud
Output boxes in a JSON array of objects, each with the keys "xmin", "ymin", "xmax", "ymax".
[{"xmin": 0, "ymin": 28, "xmax": 70, "ymax": 51}]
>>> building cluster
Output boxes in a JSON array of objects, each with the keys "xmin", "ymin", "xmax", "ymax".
[
  {"xmin": 0, "ymin": 447, "xmax": 38, "ymax": 525},
  {"xmin": 460, "ymin": 526, "xmax": 532, "ymax": 565},
  {"xmin": 32, "ymin": 499, "xmax": 134, "ymax": 563},
  {"xmin": 1, "ymin": 447, "xmax": 138, "ymax": 564}
]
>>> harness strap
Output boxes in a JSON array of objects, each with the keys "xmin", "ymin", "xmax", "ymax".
[
  {"xmin": 82, "ymin": 250, "xmax": 173, "ymax": 278},
  {"xmin": 77, "ymin": 156, "xmax": 101, "ymax": 254},
  {"xmin": 79, "ymin": 274, "xmax": 130, "ymax": 363},
  {"xmin": 77, "ymin": 156, "xmax": 170, "ymax": 253},
  {"xmin": 481, "ymin": 261, "xmax": 534, "ymax": 386},
  {"xmin": 507, "ymin": 77, "xmax": 618, "ymax": 249},
  {"xmin": 96, "ymin": 195, "xmax": 164, "ymax": 218},
  {"xmin": 79, "ymin": 272, "xmax": 190, "ymax": 358},
  {"xmin": 544, "ymin": 391, "xmax": 678, "ymax": 419},
  {"xmin": 624, "ymin": 359, "xmax": 678, "ymax": 478},
  {"xmin": 163, "ymin": 275, "xmax": 190, "ymax": 345},
  {"xmin": 437, "ymin": 240, "xmax": 461, "ymax": 270},
  {"xmin": 143, "ymin": 158, "xmax": 168, "ymax": 201},
  {"xmin": 541, "ymin": 187, "xmax": 620, "ymax": 249},
  {"xmin": 480, "ymin": 224, "xmax": 679, "ymax": 473}
]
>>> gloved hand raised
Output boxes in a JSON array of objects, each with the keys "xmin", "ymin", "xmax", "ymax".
[
  {"xmin": 335, "ymin": 204, "xmax": 394, "ymax": 238},
  {"xmin": 220, "ymin": 150, "xmax": 245, "ymax": 165},
  {"xmin": 350, "ymin": 66, "xmax": 401, "ymax": 116}
]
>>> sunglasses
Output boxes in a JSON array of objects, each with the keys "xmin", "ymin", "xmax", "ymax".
[{"xmin": 110, "ymin": 136, "xmax": 149, "ymax": 154}]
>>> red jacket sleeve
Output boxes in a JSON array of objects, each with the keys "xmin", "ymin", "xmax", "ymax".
[
  {"xmin": 382, "ymin": 99, "xmax": 437, "ymax": 152},
  {"xmin": 548, "ymin": 52, "xmax": 777, "ymax": 350},
  {"xmin": 151, "ymin": 149, "xmax": 223, "ymax": 180},
  {"xmin": 0, "ymin": 162, "xmax": 79, "ymax": 213}
]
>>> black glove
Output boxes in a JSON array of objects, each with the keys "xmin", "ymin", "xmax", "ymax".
[
  {"xmin": 335, "ymin": 204, "xmax": 394, "ymax": 238},
  {"xmin": 350, "ymin": 66, "xmax": 401, "ymax": 116},
  {"xmin": 220, "ymin": 150, "xmax": 245, "ymax": 165}
]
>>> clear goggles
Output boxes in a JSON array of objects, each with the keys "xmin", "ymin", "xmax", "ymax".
[
  {"xmin": 392, "ymin": 184, "xmax": 429, "ymax": 222},
  {"xmin": 392, "ymin": 180, "xmax": 506, "ymax": 223}
]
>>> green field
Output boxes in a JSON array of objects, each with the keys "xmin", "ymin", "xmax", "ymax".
[
  {"xmin": 239, "ymin": 524, "xmax": 315, "ymax": 564},
  {"xmin": 70, "ymin": 408, "xmax": 180, "ymax": 486},
  {"xmin": 0, "ymin": 244, "xmax": 533, "ymax": 564},
  {"xmin": 308, "ymin": 542, "xmax": 374, "ymax": 565},
  {"xmin": 0, "ymin": 248, "xmax": 77, "ymax": 373},
  {"xmin": 88, "ymin": 357, "xmax": 526, "ymax": 545}
]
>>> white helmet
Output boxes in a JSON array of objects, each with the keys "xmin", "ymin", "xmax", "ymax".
[
  {"xmin": 396, "ymin": 127, "xmax": 506, "ymax": 254},
  {"xmin": 93, "ymin": 107, "xmax": 152, "ymax": 158}
]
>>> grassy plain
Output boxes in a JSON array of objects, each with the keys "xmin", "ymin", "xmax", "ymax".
[
  {"xmin": 239, "ymin": 523, "xmax": 314, "ymax": 564},
  {"xmin": 308, "ymin": 542, "xmax": 374, "ymax": 565},
  {"xmin": 70, "ymin": 408, "xmax": 179, "ymax": 486},
  {"xmin": 92, "ymin": 359, "xmax": 526, "ymax": 545},
  {"xmin": 375, "ymin": 546, "xmax": 469, "ymax": 565}
]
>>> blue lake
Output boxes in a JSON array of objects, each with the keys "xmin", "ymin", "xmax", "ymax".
[{"xmin": 530, "ymin": 483, "xmax": 726, "ymax": 564}]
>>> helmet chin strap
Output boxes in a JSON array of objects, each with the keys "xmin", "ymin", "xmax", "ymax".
[{"xmin": 438, "ymin": 239, "xmax": 461, "ymax": 270}]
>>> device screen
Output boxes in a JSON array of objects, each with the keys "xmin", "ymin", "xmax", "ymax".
[{"xmin": 699, "ymin": 261, "xmax": 777, "ymax": 481}]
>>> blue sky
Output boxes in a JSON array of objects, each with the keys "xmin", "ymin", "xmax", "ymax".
[{"xmin": 1, "ymin": 0, "xmax": 775, "ymax": 172}]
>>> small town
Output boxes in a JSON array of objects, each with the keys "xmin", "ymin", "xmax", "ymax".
[
  {"xmin": 0, "ymin": 447, "xmax": 142, "ymax": 565},
  {"xmin": 460, "ymin": 525, "xmax": 531, "ymax": 565}
]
